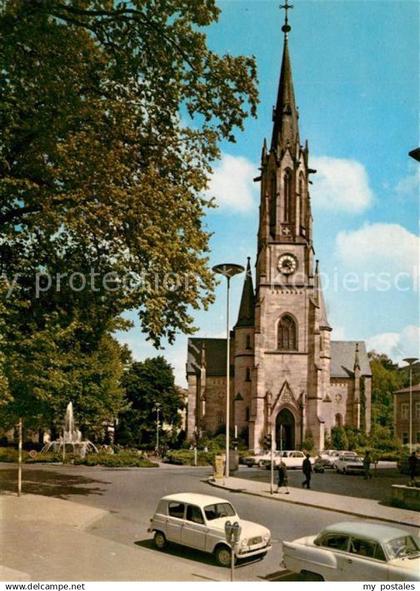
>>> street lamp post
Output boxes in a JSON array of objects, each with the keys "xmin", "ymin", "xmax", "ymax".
[
  {"xmin": 403, "ymin": 357, "xmax": 418, "ymax": 453},
  {"xmin": 154, "ymin": 403, "xmax": 161, "ymax": 454},
  {"xmin": 213, "ymin": 263, "xmax": 244, "ymax": 479}
]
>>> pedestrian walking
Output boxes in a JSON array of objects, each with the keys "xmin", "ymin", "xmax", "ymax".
[
  {"xmin": 276, "ymin": 461, "xmax": 289, "ymax": 494},
  {"xmin": 408, "ymin": 451, "xmax": 418, "ymax": 483},
  {"xmin": 363, "ymin": 451, "xmax": 372, "ymax": 480},
  {"xmin": 302, "ymin": 454, "xmax": 312, "ymax": 489}
]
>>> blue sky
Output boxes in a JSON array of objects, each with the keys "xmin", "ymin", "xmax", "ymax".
[{"xmin": 117, "ymin": 0, "xmax": 420, "ymax": 385}]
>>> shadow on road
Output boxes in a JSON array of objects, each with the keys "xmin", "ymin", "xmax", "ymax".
[
  {"xmin": 0, "ymin": 468, "xmax": 109, "ymax": 499},
  {"xmin": 134, "ymin": 538, "xmax": 265, "ymax": 571}
]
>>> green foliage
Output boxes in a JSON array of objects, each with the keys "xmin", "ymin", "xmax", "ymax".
[
  {"xmin": 0, "ymin": 325, "xmax": 128, "ymax": 436},
  {"xmin": 301, "ymin": 430, "xmax": 315, "ymax": 452},
  {"xmin": 116, "ymin": 356, "xmax": 183, "ymax": 447},
  {"xmin": 369, "ymin": 352, "xmax": 404, "ymax": 431},
  {"xmin": 0, "ymin": 0, "xmax": 258, "ymax": 347},
  {"xmin": 165, "ymin": 449, "xmax": 214, "ymax": 466},
  {"xmin": 344, "ymin": 427, "xmax": 368, "ymax": 451},
  {"xmin": 368, "ymin": 425, "xmax": 402, "ymax": 452},
  {"xmin": 74, "ymin": 452, "xmax": 158, "ymax": 467},
  {"xmin": 331, "ymin": 426, "xmax": 349, "ymax": 450},
  {"xmin": 0, "ymin": 447, "xmax": 28, "ymax": 462}
]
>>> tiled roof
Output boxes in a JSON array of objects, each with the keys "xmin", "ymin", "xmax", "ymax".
[
  {"xmin": 394, "ymin": 383, "xmax": 420, "ymax": 394},
  {"xmin": 330, "ymin": 341, "xmax": 372, "ymax": 378}
]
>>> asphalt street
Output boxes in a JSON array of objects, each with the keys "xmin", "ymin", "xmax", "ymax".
[
  {"xmin": 239, "ymin": 463, "xmax": 408, "ymax": 503},
  {"xmin": 1, "ymin": 462, "xmax": 418, "ymax": 581}
]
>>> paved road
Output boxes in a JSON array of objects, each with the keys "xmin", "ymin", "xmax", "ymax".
[
  {"xmin": 238, "ymin": 464, "xmax": 407, "ymax": 503},
  {"xmin": 0, "ymin": 463, "xmax": 417, "ymax": 581}
]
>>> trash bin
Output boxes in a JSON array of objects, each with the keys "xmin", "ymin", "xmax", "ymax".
[{"xmin": 214, "ymin": 454, "xmax": 225, "ymax": 480}]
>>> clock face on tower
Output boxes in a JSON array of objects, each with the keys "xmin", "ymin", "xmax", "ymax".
[{"xmin": 278, "ymin": 253, "xmax": 298, "ymax": 275}]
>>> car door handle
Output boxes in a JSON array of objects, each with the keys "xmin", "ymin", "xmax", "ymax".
[{"xmin": 346, "ymin": 559, "xmax": 353, "ymax": 564}]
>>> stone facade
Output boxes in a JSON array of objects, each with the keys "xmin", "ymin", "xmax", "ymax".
[
  {"xmin": 393, "ymin": 384, "xmax": 420, "ymax": 447},
  {"xmin": 186, "ymin": 26, "xmax": 372, "ymax": 452}
]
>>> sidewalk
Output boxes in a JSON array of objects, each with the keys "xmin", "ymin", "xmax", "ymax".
[
  {"xmin": 0, "ymin": 493, "xmax": 222, "ymax": 581},
  {"xmin": 208, "ymin": 476, "xmax": 420, "ymax": 529}
]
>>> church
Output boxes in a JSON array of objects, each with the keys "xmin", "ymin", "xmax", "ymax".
[{"xmin": 186, "ymin": 10, "xmax": 372, "ymax": 452}]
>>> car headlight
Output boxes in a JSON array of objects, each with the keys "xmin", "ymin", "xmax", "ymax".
[{"xmin": 241, "ymin": 538, "xmax": 248, "ymax": 547}]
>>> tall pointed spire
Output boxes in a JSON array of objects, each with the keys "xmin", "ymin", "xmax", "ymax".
[
  {"xmin": 315, "ymin": 260, "xmax": 331, "ymax": 331},
  {"xmin": 354, "ymin": 343, "xmax": 361, "ymax": 371},
  {"xmin": 236, "ymin": 258, "xmax": 255, "ymax": 328},
  {"xmin": 271, "ymin": 2, "xmax": 300, "ymax": 152}
]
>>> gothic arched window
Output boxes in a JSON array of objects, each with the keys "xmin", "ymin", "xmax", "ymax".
[
  {"xmin": 299, "ymin": 173, "xmax": 305, "ymax": 230},
  {"xmin": 283, "ymin": 169, "xmax": 292, "ymax": 222},
  {"xmin": 245, "ymin": 367, "xmax": 251, "ymax": 382},
  {"xmin": 278, "ymin": 314, "xmax": 297, "ymax": 351},
  {"xmin": 269, "ymin": 172, "xmax": 277, "ymax": 230}
]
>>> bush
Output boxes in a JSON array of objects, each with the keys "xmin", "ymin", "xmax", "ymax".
[
  {"xmin": 165, "ymin": 449, "xmax": 215, "ymax": 466},
  {"xmin": 74, "ymin": 451, "xmax": 158, "ymax": 467},
  {"xmin": 331, "ymin": 427, "xmax": 349, "ymax": 450},
  {"xmin": 0, "ymin": 447, "xmax": 29, "ymax": 462}
]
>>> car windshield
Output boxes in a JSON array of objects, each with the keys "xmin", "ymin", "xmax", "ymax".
[
  {"xmin": 204, "ymin": 502, "xmax": 236, "ymax": 521},
  {"xmin": 385, "ymin": 536, "xmax": 420, "ymax": 560}
]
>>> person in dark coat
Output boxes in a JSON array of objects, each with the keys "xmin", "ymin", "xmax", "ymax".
[
  {"xmin": 408, "ymin": 451, "xmax": 418, "ymax": 482},
  {"xmin": 276, "ymin": 461, "xmax": 289, "ymax": 494},
  {"xmin": 363, "ymin": 451, "xmax": 372, "ymax": 480},
  {"xmin": 302, "ymin": 454, "xmax": 312, "ymax": 489}
]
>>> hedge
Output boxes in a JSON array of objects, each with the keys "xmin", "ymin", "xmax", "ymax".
[{"xmin": 0, "ymin": 447, "xmax": 158, "ymax": 467}]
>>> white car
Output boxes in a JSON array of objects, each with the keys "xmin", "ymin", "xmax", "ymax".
[
  {"xmin": 283, "ymin": 521, "xmax": 420, "ymax": 581},
  {"xmin": 331, "ymin": 451, "xmax": 358, "ymax": 468},
  {"xmin": 148, "ymin": 493, "xmax": 272, "ymax": 566},
  {"xmin": 319, "ymin": 450, "xmax": 340, "ymax": 467},
  {"xmin": 262, "ymin": 450, "xmax": 315, "ymax": 470},
  {"xmin": 334, "ymin": 455, "xmax": 364, "ymax": 474},
  {"xmin": 243, "ymin": 452, "xmax": 272, "ymax": 468}
]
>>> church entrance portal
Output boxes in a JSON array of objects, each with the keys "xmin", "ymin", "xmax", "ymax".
[{"xmin": 275, "ymin": 408, "xmax": 295, "ymax": 450}]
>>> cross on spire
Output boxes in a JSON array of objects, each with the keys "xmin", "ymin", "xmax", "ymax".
[{"xmin": 280, "ymin": 0, "xmax": 293, "ymax": 35}]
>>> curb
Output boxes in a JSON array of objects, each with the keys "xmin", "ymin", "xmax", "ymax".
[{"xmin": 206, "ymin": 478, "xmax": 419, "ymax": 529}]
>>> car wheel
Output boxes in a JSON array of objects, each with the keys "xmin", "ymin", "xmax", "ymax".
[
  {"xmin": 301, "ymin": 570, "xmax": 324, "ymax": 581},
  {"xmin": 214, "ymin": 544, "xmax": 233, "ymax": 567},
  {"xmin": 257, "ymin": 552, "xmax": 267, "ymax": 561},
  {"xmin": 342, "ymin": 468, "xmax": 346, "ymax": 474},
  {"xmin": 153, "ymin": 531, "xmax": 167, "ymax": 550},
  {"xmin": 258, "ymin": 460, "xmax": 265, "ymax": 468}
]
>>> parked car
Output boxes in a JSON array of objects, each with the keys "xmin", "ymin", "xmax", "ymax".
[
  {"xmin": 148, "ymin": 493, "xmax": 272, "ymax": 566},
  {"xmin": 282, "ymin": 521, "xmax": 420, "ymax": 581},
  {"xmin": 331, "ymin": 451, "xmax": 358, "ymax": 469},
  {"xmin": 319, "ymin": 450, "xmax": 340, "ymax": 468},
  {"xmin": 334, "ymin": 455, "xmax": 364, "ymax": 474},
  {"xmin": 262, "ymin": 450, "xmax": 315, "ymax": 470},
  {"xmin": 243, "ymin": 452, "xmax": 272, "ymax": 468}
]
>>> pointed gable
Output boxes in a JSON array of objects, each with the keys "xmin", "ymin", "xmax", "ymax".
[
  {"xmin": 271, "ymin": 37, "xmax": 300, "ymax": 153},
  {"xmin": 235, "ymin": 258, "xmax": 255, "ymax": 328}
]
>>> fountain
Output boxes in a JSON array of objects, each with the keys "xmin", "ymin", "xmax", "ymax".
[{"xmin": 41, "ymin": 402, "xmax": 98, "ymax": 457}]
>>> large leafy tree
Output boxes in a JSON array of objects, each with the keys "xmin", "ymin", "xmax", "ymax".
[
  {"xmin": 0, "ymin": 0, "xmax": 258, "ymax": 344},
  {"xmin": 0, "ymin": 0, "xmax": 257, "ymax": 426},
  {"xmin": 116, "ymin": 356, "xmax": 182, "ymax": 447},
  {"xmin": 369, "ymin": 351, "xmax": 405, "ymax": 432}
]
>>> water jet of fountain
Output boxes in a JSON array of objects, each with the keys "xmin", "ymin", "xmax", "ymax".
[{"xmin": 41, "ymin": 402, "xmax": 98, "ymax": 457}]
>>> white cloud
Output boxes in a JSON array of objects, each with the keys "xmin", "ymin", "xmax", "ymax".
[
  {"xmin": 206, "ymin": 153, "xmax": 257, "ymax": 212},
  {"xmin": 336, "ymin": 222, "xmax": 420, "ymax": 279},
  {"xmin": 311, "ymin": 156, "xmax": 374, "ymax": 213},
  {"xmin": 366, "ymin": 325, "xmax": 420, "ymax": 364},
  {"xmin": 395, "ymin": 168, "xmax": 420, "ymax": 199}
]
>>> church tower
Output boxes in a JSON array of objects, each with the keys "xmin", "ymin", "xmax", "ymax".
[
  {"xmin": 185, "ymin": 4, "xmax": 372, "ymax": 451},
  {"xmin": 251, "ymin": 6, "xmax": 331, "ymax": 451}
]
